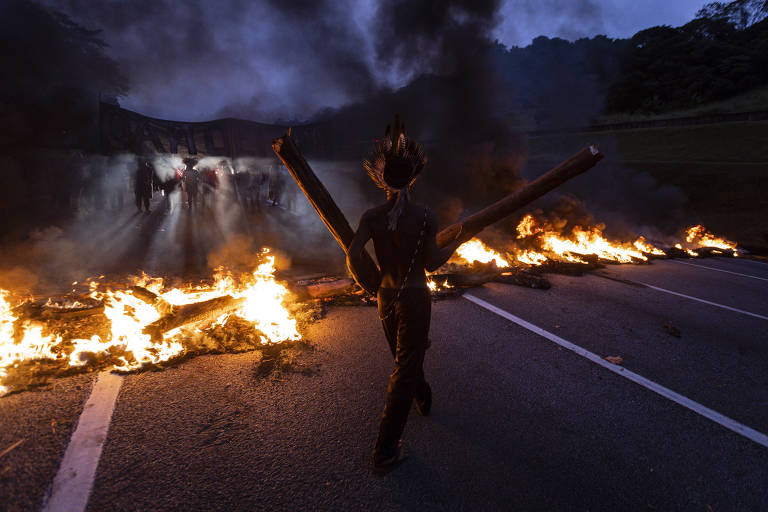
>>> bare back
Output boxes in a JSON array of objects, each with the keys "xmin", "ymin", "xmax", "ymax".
[{"xmin": 360, "ymin": 201, "xmax": 434, "ymax": 289}]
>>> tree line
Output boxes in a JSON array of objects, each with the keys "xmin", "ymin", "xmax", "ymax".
[{"xmin": 492, "ymin": 0, "xmax": 768, "ymax": 121}]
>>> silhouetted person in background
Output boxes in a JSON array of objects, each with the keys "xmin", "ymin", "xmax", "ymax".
[
  {"xmin": 183, "ymin": 159, "xmax": 200, "ymax": 210},
  {"xmin": 201, "ymin": 167, "xmax": 219, "ymax": 209},
  {"xmin": 134, "ymin": 160, "xmax": 154, "ymax": 213},
  {"xmin": 160, "ymin": 167, "xmax": 182, "ymax": 212},
  {"xmin": 268, "ymin": 166, "xmax": 285, "ymax": 206},
  {"xmin": 346, "ymin": 116, "xmax": 465, "ymax": 474}
]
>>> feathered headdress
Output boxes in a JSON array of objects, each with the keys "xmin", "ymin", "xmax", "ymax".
[{"xmin": 363, "ymin": 114, "xmax": 427, "ymax": 230}]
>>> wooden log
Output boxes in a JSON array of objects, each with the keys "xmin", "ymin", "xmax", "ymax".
[
  {"xmin": 494, "ymin": 270, "xmax": 551, "ymax": 290},
  {"xmin": 129, "ymin": 286, "xmax": 174, "ymax": 315},
  {"xmin": 306, "ymin": 278, "xmax": 356, "ymax": 298},
  {"xmin": 272, "ymin": 132, "xmax": 381, "ymax": 295},
  {"xmin": 289, "ymin": 278, "xmax": 357, "ymax": 301},
  {"xmin": 441, "ymin": 269, "xmax": 502, "ymax": 288},
  {"xmin": 436, "ymin": 146, "xmax": 603, "ymax": 248},
  {"xmin": 143, "ymin": 295, "xmax": 246, "ymax": 338}
]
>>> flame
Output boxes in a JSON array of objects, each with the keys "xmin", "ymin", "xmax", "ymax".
[
  {"xmin": 456, "ymin": 239, "xmax": 510, "ymax": 268},
  {"xmin": 685, "ymin": 225, "xmax": 737, "ymax": 252},
  {"xmin": 233, "ymin": 256, "xmax": 300, "ymax": 344},
  {"xmin": 427, "ymin": 277, "xmax": 454, "ymax": 293},
  {"xmin": 0, "ymin": 249, "xmax": 300, "ymax": 395},
  {"xmin": 633, "ymin": 236, "xmax": 666, "ymax": 256},
  {"xmin": 516, "ymin": 214, "xmax": 539, "ymax": 238},
  {"xmin": 512, "ymin": 215, "xmax": 650, "ymax": 265},
  {"xmin": 516, "ymin": 250, "xmax": 548, "ymax": 266},
  {"xmin": 446, "ymin": 215, "xmax": 739, "ymax": 274},
  {"xmin": 675, "ymin": 243, "xmax": 699, "ymax": 257},
  {"xmin": 0, "ymin": 291, "xmax": 58, "ymax": 395},
  {"xmin": 543, "ymin": 227, "xmax": 646, "ymax": 263},
  {"xmin": 509, "ymin": 217, "xmax": 737, "ymax": 266},
  {"xmin": 427, "ymin": 278, "xmax": 453, "ymax": 292}
]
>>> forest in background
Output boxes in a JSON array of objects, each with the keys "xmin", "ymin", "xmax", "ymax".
[{"xmin": 491, "ymin": 0, "xmax": 768, "ymax": 127}]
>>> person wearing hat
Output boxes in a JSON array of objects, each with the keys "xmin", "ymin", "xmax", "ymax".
[{"xmin": 346, "ymin": 115, "xmax": 465, "ymax": 473}]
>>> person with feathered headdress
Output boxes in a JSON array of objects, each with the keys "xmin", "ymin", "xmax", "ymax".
[{"xmin": 346, "ymin": 115, "xmax": 464, "ymax": 474}]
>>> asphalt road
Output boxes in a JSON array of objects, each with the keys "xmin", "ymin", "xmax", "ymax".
[{"xmin": 2, "ymin": 257, "xmax": 767, "ymax": 511}]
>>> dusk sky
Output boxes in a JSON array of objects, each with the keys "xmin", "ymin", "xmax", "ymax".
[
  {"xmin": 496, "ymin": 0, "xmax": 707, "ymax": 46},
  {"xmin": 43, "ymin": 0, "xmax": 711, "ymax": 122}
]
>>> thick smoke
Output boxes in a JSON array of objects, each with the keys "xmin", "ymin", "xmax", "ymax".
[
  {"xmin": 298, "ymin": 0, "xmax": 529, "ymax": 227},
  {"xmin": 36, "ymin": 0, "xmax": 377, "ymax": 122}
]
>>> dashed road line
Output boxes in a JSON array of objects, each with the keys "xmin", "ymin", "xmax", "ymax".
[
  {"xmin": 594, "ymin": 271, "xmax": 768, "ymax": 321},
  {"xmin": 42, "ymin": 371, "xmax": 123, "ymax": 512},
  {"xmin": 670, "ymin": 260, "xmax": 768, "ymax": 282},
  {"xmin": 638, "ymin": 282, "xmax": 768, "ymax": 321},
  {"xmin": 463, "ymin": 293, "xmax": 768, "ymax": 450}
]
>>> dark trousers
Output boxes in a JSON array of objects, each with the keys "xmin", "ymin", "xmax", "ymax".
[
  {"xmin": 374, "ymin": 287, "xmax": 431, "ymax": 458},
  {"xmin": 135, "ymin": 190, "xmax": 150, "ymax": 211}
]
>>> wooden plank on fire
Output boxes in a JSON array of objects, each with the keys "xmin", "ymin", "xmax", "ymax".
[
  {"xmin": 290, "ymin": 278, "xmax": 357, "ymax": 301},
  {"xmin": 272, "ymin": 132, "xmax": 381, "ymax": 294},
  {"xmin": 129, "ymin": 286, "xmax": 174, "ymax": 315},
  {"xmin": 143, "ymin": 295, "xmax": 246, "ymax": 338},
  {"xmin": 436, "ymin": 146, "xmax": 604, "ymax": 248}
]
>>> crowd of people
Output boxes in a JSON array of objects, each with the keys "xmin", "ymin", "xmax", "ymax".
[
  {"xmin": 132, "ymin": 157, "xmax": 295, "ymax": 215},
  {"xmin": 23, "ymin": 151, "xmax": 296, "ymax": 220}
]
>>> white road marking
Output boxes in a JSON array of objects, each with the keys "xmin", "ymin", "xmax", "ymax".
[
  {"xmin": 637, "ymin": 282, "xmax": 768, "ymax": 321},
  {"xmin": 463, "ymin": 293, "xmax": 768, "ymax": 450},
  {"xmin": 43, "ymin": 371, "xmax": 123, "ymax": 512},
  {"xmin": 670, "ymin": 260, "xmax": 768, "ymax": 282}
]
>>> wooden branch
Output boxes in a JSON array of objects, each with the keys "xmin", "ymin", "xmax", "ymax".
[
  {"xmin": 437, "ymin": 145, "xmax": 604, "ymax": 248},
  {"xmin": 143, "ymin": 295, "xmax": 246, "ymax": 338},
  {"xmin": 273, "ymin": 132, "xmax": 381, "ymax": 295},
  {"xmin": 494, "ymin": 270, "xmax": 551, "ymax": 290},
  {"xmin": 129, "ymin": 286, "xmax": 174, "ymax": 315},
  {"xmin": 438, "ymin": 270, "xmax": 502, "ymax": 288},
  {"xmin": 289, "ymin": 278, "xmax": 357, "ymax": 301}
]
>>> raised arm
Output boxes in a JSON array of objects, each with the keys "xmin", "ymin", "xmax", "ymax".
[{"xmin": 423, "ymin": 209, "xmax": 462, "ymax": 272}]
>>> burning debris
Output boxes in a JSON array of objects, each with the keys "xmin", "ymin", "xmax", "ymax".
[
  {"xmin": 423, "ymin": 219, "xmax": 742, "ymax": 293},
  {"xmin": 458, "ymin": 220, "xmax": 738, "ymax": 270},
  {"xmin": 685, "ymin": 225, "xmax": 738, "ymax": 253},
  {"xmin": 0, "ymin": 250, "xmax": 302, "ymax": 395},
  {"xmin": 0, "ymin": 221, "xmax": 743, "ymax": 395}
]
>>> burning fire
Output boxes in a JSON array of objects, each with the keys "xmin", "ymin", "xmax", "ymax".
[
  {"xmin": 512, "ymin": 214, "xmax": 655, "ymax": 265},
  {"xmin": 455, "ymin": 239, "xmax": 510, "ymax": 268},
  {"xmin": 427, "ymin": 278, "xmax": 454, "ymax": 292},
  {"xmin": 633, "ymin": 236, "xmax": 666, "ymax": 256},
  {"xmin": 0, "ymin": 249, "xmax": 300, "ymax": 395},
  {"xmin": 685, "ymin": 225, "xmax": 737, "ymax": 252},
  {"xmin": 450, "ymin": 214, "xmax": 738, "ymax": 271}
]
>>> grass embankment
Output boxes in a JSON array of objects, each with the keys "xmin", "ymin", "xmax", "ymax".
[
  {"xmin": 528, "ymin": 122, "xmax": 768, "ymax": 250},
  {"xmin": 594, "ymin": 85, "xmax": 768, "ymax": 125}
]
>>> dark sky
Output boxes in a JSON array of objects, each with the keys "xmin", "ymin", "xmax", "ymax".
[
  {"xmin": 496, "ymin": 0, "xmax": 706, "ymax": 48},
  {"xmin": 40, "ymin": 0, "xmax": 708, "ymax": 123}
]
